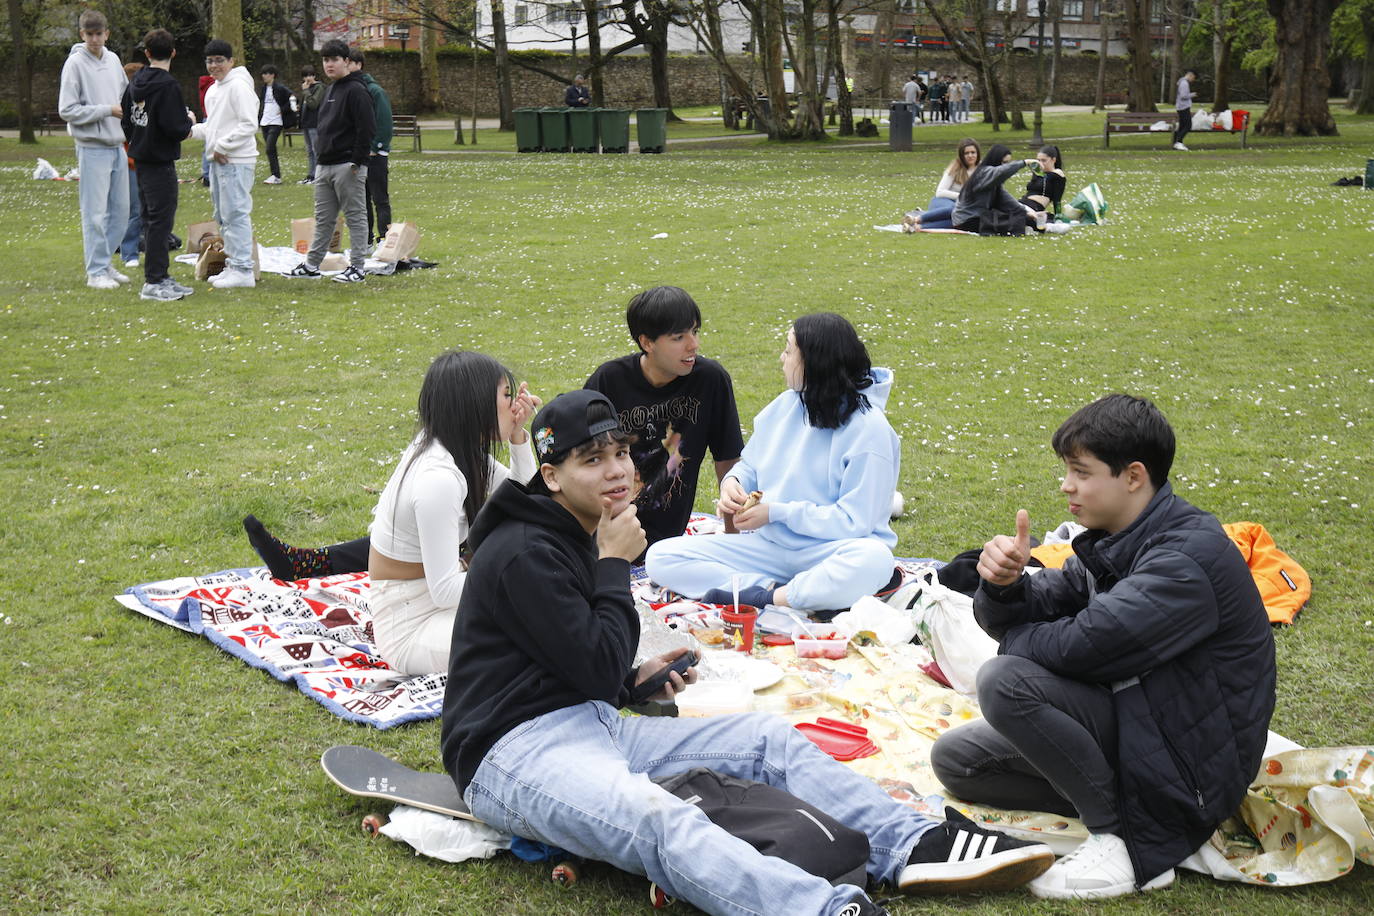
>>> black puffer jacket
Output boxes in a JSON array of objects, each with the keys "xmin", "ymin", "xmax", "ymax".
[{"xmin": 975, "ymin": 482, "xmax": 1276, "ymax": 883}]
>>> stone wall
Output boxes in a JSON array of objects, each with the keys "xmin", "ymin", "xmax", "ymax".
[{"xmin": 2, "ymin": 44, "xmax": 1266, "ymax": 125}]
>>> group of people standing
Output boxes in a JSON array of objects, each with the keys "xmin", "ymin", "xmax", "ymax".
[
  {"xmin": 903, "ymin": 73, "xmax": 974, "ymax": 124},
  {"xmin": 58, "ymin": 11, "xmax": 397, "ymax": 300},
  {"xmin": 903, "ymin": 137, "xmax": 1068, "ymax": 236}
]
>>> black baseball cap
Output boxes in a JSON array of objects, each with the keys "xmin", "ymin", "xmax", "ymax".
[{"xmin": 530, "ymin": 389, "xmax": 621, "ymax": 465}]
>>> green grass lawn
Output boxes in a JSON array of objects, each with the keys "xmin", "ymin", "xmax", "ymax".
[{"xmin": 2, "ymin": 110, "xmax": 1373, "ymax": 913}]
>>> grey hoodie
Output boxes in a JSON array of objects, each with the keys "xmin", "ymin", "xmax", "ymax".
[{"xmin": 58, "ymin": 42, "xmax": 127, "ymax": 147}]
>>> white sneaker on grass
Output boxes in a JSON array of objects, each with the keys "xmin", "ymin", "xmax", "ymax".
[
  {"xmin": 263, "ymin": 175, "xmax": 283, "ymax": 185},
  {"xmin": 897, "ymin": 807, "xmax": 1055, "ymax": 895},
  {"xmin": 124, "ymin": 257, "xmax": 140, "ymax": 268},
  {"xmin": 105, "ymin": 267, "xmax": 131, "ymax": 285},
  {"xmin": 87, "ymin": 273, "xmax": 121, "ymax": 290},
  {"xmin": 210, "ymin": 268, "xmax": 256, "ymax": 289},
  {"xmin": 1173, "ymin": 142, "xmax": 1189, "ymax": 151},
  {"xmin": 1027, "ymin": 832, "xmax": 1175, "ymax": 899}
]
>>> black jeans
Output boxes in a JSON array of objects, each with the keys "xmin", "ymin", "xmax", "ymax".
[
  {"xmin": 365, "ymin": 153, "xmax": 391, "ymax": 244},
  {"xmin": 136, "ymin": 161, "xmax": 179, "ymax": 284},
  {"xmin": 930, "ymin": 654, "xmax": 1122, "ymax": 833},
  {"xmin": 262, "ymin": 125, "xmax": 283, "ymax": 178},
  {"xmin": 1174, "ymin": 108, "xmax": 1191, "ymax": 145}
]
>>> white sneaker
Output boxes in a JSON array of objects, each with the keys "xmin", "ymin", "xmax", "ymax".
[
  {"xmin": 210, "ymin": 268, "xmax": 256, "ymax": 289},
  {"xmin": 124, "ymin": 258, "xmax": 140, "ymax": 268},
  {"xmin": 263, "ymin": 175, "xmax": 283, "ymax": 185},
  {"xmin": 1027, "ymin": 832, "xmax": 1174, "ymax": 899},
  {"xmin": 87, "ymin": 273, "xmax": 121, "ymax": 290},
  {"xmin": 105, "ymin": 267, "xmax": 131, "ymax": 285},
  {"xmin": 140, "ymin": 280, "xmax": 185, "ymax": 301},
  {"xmin": 1173, "ymin": 142, "xmax": 1189, "ymax": 151}
]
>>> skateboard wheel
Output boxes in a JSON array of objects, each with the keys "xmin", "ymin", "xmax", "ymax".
[
  {"xmin": 551, "ymin": 862, "xmax": 579, "ymax": 886},
  {"xmin": 649, "ymin": 882, "xmax": 675, "ymax": 908},
  {"xmin": 361, "ymin": 814, "xmax": 386, "ymax": 837}
]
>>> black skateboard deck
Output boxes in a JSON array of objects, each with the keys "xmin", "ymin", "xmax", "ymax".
[{"xmin": 320, "ymin": 745, "xmax": 478, "ymax": 822}]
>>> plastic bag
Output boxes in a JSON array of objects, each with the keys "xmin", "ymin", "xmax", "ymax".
[
  {"xmin": 378, "ymin": 804, "xmax": 512, "ymax": 863},
  {"xmin": 1215, "ymin": 109, "xmax": 1233, "ymax": 131},
  {"xmin": 1064, "ymin": 183, "xmax": 1108, "ymax": 224},
  {"xmin": 906, "ymin": 568, "xmax": 999, "ymax": 696},
  {"xmin": 32, "ymin": 158, "xmax": 59, "ymax": 180},
  {"xmin": 1191, "ymin": 109, "xmax": 1214, "ymax": 130},
  {"xmin": 832, "ymin": 595, "xmax": 917, "ymax": 646}
]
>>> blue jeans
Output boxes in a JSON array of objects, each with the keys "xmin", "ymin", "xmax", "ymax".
[
  {"xmin": 76, "ymin": 144, "xmax": 129, "ymax": 277},
  {"xmin": 209, "ymin": 161, "xmax": 255, "ymax": 272},
  {"xmin": 121, "ymin": 166, "xmax": 142, "ymax": 262},
  {"xmin": 919, "ymin": 196, "xmax": 956, "ymax": 230},
  {"xmin": 303, "ymin": 127, "xmax": 319, "ymax": 179},
  {"xmin": 646, "ymin": 531, "xmax": 893, "ymax": 611},
  {"xmin": 465, "ymin": 702, "xmax": 935, "ymax": 915}
]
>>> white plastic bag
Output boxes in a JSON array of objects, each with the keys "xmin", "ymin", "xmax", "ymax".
[
  {"xmin": 906, "ymin": 568, "xmax": 999, "ymax": 696},
  {"xmin": 1191, "ymin": 109, "xmax": 1214, "ymax": 131},
  {"xmin": 378, "ymin": 805, "xmax": 512, "ymax": 863},
  {"xmin": 832, "ymin": 595, "xmax": 917, "ymax": 646},
  {"xmin": 32, "ymin": 158, "xmax": 58, "ymax": 180},
  {"xmin": 1215, "ymin": 109, "xmax": 1233, "ymax": 131}
]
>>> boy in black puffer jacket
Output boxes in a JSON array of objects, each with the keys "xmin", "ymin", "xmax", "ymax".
[{"xmin": 932, "ymin": 393, "xmax": 1276, "ymax": 900}]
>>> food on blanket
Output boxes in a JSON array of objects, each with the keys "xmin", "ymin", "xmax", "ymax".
[
  {"xmin": 787, "ymin": 692, "xmax": 820, "ymax": 710},
  {"xmin": 795, "ymin": 630, "xmax": 851, "ymax": 660},
  {"xmin": 692, "ymin": 627, "xmax": 726, "ymax": 646},
  {"xmin": 739, "ymin": 490, "xmax": 763, "ymax": 512}
]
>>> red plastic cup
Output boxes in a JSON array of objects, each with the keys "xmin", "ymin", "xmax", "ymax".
[{"xmin": 720, "ymin": 605, "xmax": 758, "ymax": 653}]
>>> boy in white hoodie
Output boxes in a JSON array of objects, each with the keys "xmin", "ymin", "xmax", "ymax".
[
  {"xmin": 58, "ymin": 10, "xmax": 129, "ymax": 290},
  {"xmin": 191, "ymin": 39, "xmax": 259, "ymax": 289}
]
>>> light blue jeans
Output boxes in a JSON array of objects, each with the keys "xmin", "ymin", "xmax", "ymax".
[
  {"xmin": 209, "ymin": 161, "xmax": 255, "ymax": 272},
  {"xmin": 920, "ymin": 196, "xmax": 956, "ymax": 230},
  {"xmin": 645, "ymin": 532, "xmax": 894, "ymax": 611},
  {"xmin": 465, "ymin": 702, "xmax": 934, "ymax": 915},
  {"xmin": 121, "ymin": 166, "xmax": 142, "ymax": 262},
  {"xmin": 76, "ymin": 144, "xmax": 129, "ymax": 277}
]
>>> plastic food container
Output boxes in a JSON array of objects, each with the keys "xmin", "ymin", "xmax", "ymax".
[
  {"xmin": 793, "ymin": 622, "xmax": 853, "ymax": 660},
  {"xmin": 675, "ymin": 680, "xmax": 753, "ymax": 717}
]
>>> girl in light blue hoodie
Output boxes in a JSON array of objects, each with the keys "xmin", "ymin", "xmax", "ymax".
[{"xmin": 646, "ymin": 313, "xmax": 901, "ymax": 613}]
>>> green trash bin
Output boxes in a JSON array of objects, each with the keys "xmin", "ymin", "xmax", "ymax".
[
  {"xmin": 596, "ymin": 108, "xmax": 630, "ymax": 154},
  {"xmin": 635, "ymin": 108, "xmax": 667, "ymax": 154},
  {"xmin": 514, "ymin": 108, "xmax": 542, "ymax": 153},
  {"xmin": 538, "ymin": 107, "xmax": 570, "ymax": 152},
  {"xmin": 567, "ymin": 107, "xmax": 597, "ymax": 153}
]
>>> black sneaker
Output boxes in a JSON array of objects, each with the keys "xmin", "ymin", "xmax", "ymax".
[
  {"xmin": 332, "ymin": 265, "xmax": 367, "ymax": 284},
  {"xmin": 873, "ymin": 568, "xmax": 904, "ymax": 600},
  {"xmin": 286, "ymin": 262, "xmax": 322, "ymax": 279},
  {"xmin": 835, "ymin": 893, "xmax": 888, "ymax": 916},
  {"xmin": 897, "ymin": 807, "xmax": 1054, "ymax": 895}
]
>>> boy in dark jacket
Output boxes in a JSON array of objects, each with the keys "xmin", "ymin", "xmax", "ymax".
[
  {"xmin": 347, "ymin": 48, "xmax": 393, "ymax": 244},
  {"xmin": 120, "ymin": 28, "xmax": 194, "ymax": 302},
  {"xmin": 286, "ymin": 40, "xmax": 375, "ymax": 284},
  {"xmin": 296, "ymin": 65, "xmax": 325, "ymax": 183},
  {"xmin": 931, "ymin": 394, "xmax": 1276, "ymax": 900},
  {"xmin": 440, "ymin": 390, "xmax": 1054, "ymax": 916}
]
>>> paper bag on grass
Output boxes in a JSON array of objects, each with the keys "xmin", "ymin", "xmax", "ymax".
[
  {"xmin": 186, "ymin": 220, "xmax": 220, "ymax": 254},
  {"xmin": 373, "ymin": 222, "xmax": 420, "ymax": 263},
  {"xmin": 194, "ymin": 237, "xmax": 261, "ymax": 281},
  {"xmin": 291, "ymin": 213, "xmax": 344, "ymax": 254}
]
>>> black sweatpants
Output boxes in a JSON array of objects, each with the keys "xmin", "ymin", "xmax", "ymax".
[
  {"xmin": 365, "ymin": 153, "xmax": 391, "ymax": 244},
  {"xmin": 262, "ymin": 125, "xmax": 283, "ymax": 178},
  {"xmin": 136, "ymin": 161, "xmax": 179, "ymax": 285},
  {"xmin": 1174, "ymin": 108, "xmax": 1191, "ymax": 146}
]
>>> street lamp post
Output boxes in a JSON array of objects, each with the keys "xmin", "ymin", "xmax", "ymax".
[
  {"xmin": 390, "ymin": 23, "xmax": 411, "ymax": 111},
  {"xmin": 1031, "ymin": 0, "xmax": 1046, "ymax": 147}
]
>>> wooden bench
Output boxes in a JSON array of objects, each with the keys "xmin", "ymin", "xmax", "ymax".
[
  {"xmin": 40, "ymin": 110, "xmax": 63, "ymax": 136},
  {"xmin": 392, "ymin": 114, "xmax": 421, "ymax": 153},
  {"xmin": 1104, "ymin": 111, "xmax": 1248, "ymax": 148}
]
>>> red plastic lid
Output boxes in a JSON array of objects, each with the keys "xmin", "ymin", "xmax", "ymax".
[
  {"xmin": 795, "ymin": 718, "xmax": 880, "ymax": 762},
  {"xmin": 761, "ymin": 633, "xmax": 794, "ymax": 646}
]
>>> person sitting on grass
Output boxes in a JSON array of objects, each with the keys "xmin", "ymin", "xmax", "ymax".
[
  {"xmin": 260, "ymin": 349, "xmax": 538, "ymax": 676},
  {"xmin": 930, "ymin": 394, "xmax": 1276, "ymax": 900},
  {"xmin": 440, "ymin": 389, "xmax": 1055, "ymax": 916},
  {"xmin": 1018, "ymin": 145, "xmax": 1066, "ymax": 219},
  {"xmin": 951, "ymin": 144, "xmax": 1049, "ymax": 236},
  {"xmin": 645, "ymin": 312, "xmax": 902, "ymax": 614},
  {"xmin": 902, "ymin": 138, "xmax": 980, "ymax": 232}
]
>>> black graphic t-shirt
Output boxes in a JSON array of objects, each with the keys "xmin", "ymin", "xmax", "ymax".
[{"xmin": 585, "ymin": 355, "xmax": 744, "ymax": 546}]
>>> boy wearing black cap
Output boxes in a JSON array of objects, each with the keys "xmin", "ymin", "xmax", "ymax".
[{"xmin": 440, "ymin": 390, "xmax": 1054, "ymax": 916}]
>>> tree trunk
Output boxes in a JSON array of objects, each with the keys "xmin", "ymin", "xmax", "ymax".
[
  {"xmin": 582, "ymin": 0, "xmax": 605, "ymax": 106},
  {"xmin": 212, "ymin": 0, "xmax": 245, "ymax": 62},
  {"xmin": 1355, "ymin": 7, "xmax": 1374, "ymax": 114},
  {"xmin": 300, "ymin": 0, "xmax": 316, "ymax": 58},
  {"xmin": 7, "ymin": 0, "xmax": 35, "ymax": 143},
  {"xmin": 1123, "ymin": 0, "xmax": 1157, "ymax": 110},
  {"xmin": 1049, "ymin": 0, "xmax": 1062, "ymax": 103},
  {"xmin": 646, "ymin": 17, "xmax": 677, "ymax": 119},
  {"xmin": 827, "ymin": 0, "xmax": 853, "ymax": 135},
  {"xmin": 1256, "ymin": 0, "xmax": 1342, "ymax": 136},
  {"xmin": 872, "ymin": 4, "xmax": 894, "ymax": 104},
  {"xmin": 1168, "ymin": 0, "xmax": 1185, "ymax": 89},
  {"xmin": 1211, "ymin": 0, "xmax": 1232, "ymax": 112},
  {"xmin": 492, "ymin": 0, "xmax": 515, "ymax": 131},
  {"xmin": 1095, "ymin": 0, "xmax": 1111, "ymax": 111},
  {"xmin": 761, "ymin": 0, "xmax": 791, "ymax": 138},
  {"xmin": 790, "ymin": 0, "xmax": 826, "ymax": 139},
  {"xmin": 420, "ymin": 19, "xmax": 442, "ymax": 112}
]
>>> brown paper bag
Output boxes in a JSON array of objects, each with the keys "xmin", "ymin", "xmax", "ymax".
[
  {"xmin": 194, "ymin": 237, "xmax": 261, "ymax": 280},
  {"xmin": 373, "ymin": 221, "xmax": 420, "ymax": 263},
  {"xmin": 291, "ymin": 214, "xmax": 345, "ymax": 254},
  {"xmin": 186, "ymin": 221, "xmax": 220, "ymax": 254}
]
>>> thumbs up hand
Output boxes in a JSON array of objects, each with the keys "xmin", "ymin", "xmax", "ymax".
[{"xmin": 977, "ymin": 509, "xmax": 1032, "ymax": 586}]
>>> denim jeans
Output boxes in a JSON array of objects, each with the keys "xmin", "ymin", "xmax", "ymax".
[
  {"xmin": 646, "ymin": 532, "xmax": 893, "ymax": 611},
  {"xmin": 121, "ymin": 166, "xmax": 142, "ymax": 262},
  {"xmin": 930, "ymin": 655, "xmax": 1121, "ymax": 834},
  {"xmin": 919, "ymin": 196, "xmax": 956, "ymax": 230},
  {"xmin": 76, "ymin": 144, "xmax": 129, "ymax": 277},
  {"xmin": 303, "ymin": 127, "xmax": 319, "ymax": 179},
  {"xmin": 209, "ymin": 160, "xmax": 255, "ymax": 272},
  {"xmin": 465, "ymin": 702, "xmax": 935, "ymax": 915}
]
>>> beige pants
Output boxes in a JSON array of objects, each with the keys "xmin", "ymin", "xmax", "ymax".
[{"xmin": 369, "ymin": 576, "xmax": 455, "ymax": 676}]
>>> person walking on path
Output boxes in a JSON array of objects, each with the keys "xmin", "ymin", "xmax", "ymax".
[{"xmin": 1173, "ymin": 69, "xmax": 1195, "ymax": 151}]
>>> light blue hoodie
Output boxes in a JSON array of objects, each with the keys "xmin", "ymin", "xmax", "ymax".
[
  {"xmin": 58, "ymin": 42, "xmax": 127, "ymax": 147},
  {"xmin": 726, "ymin": 367, "xmax": 899, "ymax": 551}
]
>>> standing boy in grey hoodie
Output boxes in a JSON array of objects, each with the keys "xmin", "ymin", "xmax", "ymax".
[
  {"xmin": 59, "ymin": 10, "xmax": 130, "ymax": 290},
  {"xmin": 121, "ymin": 28, "xmax": 194, "ymax": 302}
]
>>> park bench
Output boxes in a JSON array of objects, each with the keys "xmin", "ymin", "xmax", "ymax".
[
  {"xmin": 1104, "ymin": 110, "xmax": 1248, "ymax": 148},
  {"xmin": 392, "ymin": 114, "xmax": 421, "ymax": 152},
  {"xmin": 40, "ymin": 110, "xmax": 63, "ymax": 135}
]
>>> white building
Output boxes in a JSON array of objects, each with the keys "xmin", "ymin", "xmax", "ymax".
[{"xmin": 474, "ymin": 1, "xmax": 752, "ymax": 57}]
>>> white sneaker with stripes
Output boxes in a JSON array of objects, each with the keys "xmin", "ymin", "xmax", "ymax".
[
  {"xmin": 897, "ymin": 807, "xmax": 1055, "ymax": 894},
  {"xmin": 1028, "ymin": 831, "xmax": 1175, "ymax": 899}
]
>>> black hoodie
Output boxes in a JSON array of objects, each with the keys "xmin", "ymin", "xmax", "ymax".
[
  {"xmin": 440, "ymin": 480, "xmax": 640, "ymax": 793},
  {"xmin": 120, "ymin": 66, "xmax": 192, "ymax": 164},
  {"xmin": 314, "ymin": 71, "xmax": 376, "ymax": 167}
]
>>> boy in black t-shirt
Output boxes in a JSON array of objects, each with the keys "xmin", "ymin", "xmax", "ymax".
[{"xmin": 585, "ymin": 286, "xmax": 744, "ymax": 546}]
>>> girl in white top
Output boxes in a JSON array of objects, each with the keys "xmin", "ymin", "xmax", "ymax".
[
  {"xmin": 368, "ymin": 349, "xmax": 539, "ymax": 675},
  {"xmin": 902, "ymin": 137, "xmax": 980, "ymax": 232}
]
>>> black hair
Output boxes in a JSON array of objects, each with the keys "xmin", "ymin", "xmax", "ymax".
[
  {"xmin": 300, "ymin": 64, "xmax": 316, "ymax": 77},
  {"xmin": 142, "ymin": 28, "xmax": 174, "ymax": 61},
  {"xmin": 981, "ymin": 144, "xmax": 1013, "ymax": 168},
  {"xmin": 625, "ymin": 286, "xmax": 702, "ymax": 353},
  {"xmin": 204, "ymin": 39, "xmax": 234, "ymax": 59},
  {"xmin": 260, "ymin": 64, "xmax": 278, "ymax": 76},
  {"xmin": 400, "ymin": 350, "xmax": 516, "ymax": 526},
  {"xmin": 347, "ymin": 47, "xmax": 366, "ymax": 65},
  {"xmin": 1052, "ymin": 394, "xmax": 1176, "ymax": 489},
  {"xmin": 320, "ymin": 39, "xmax": 349, "ymax": 60},
  {"xmin": 1039, "ymin": 144, "xmax": 1063, "ymax": 170},
  {"xmin": 791, "ymin": 313, "xmax": 873, "ymax": 429}
]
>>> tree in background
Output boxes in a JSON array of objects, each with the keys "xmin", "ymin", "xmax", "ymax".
[
  {"xmin": 1123, "ymin": 0, "xmax": 1156, "ymax": 110},
  {"xmin": 1332, "ymin": 0, "xmax": 1374, "ymax": 113},
  {"xmin": 1255, "ymin": 0, "xmax": 1343, "ymax": 135},
  {"xmin": 5, "ymin": 0, "xmax": 36, "ymax": 142},
  {"xmin": 922, "ymin": 0, "xmax": 1006, "ymax": 128}
]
